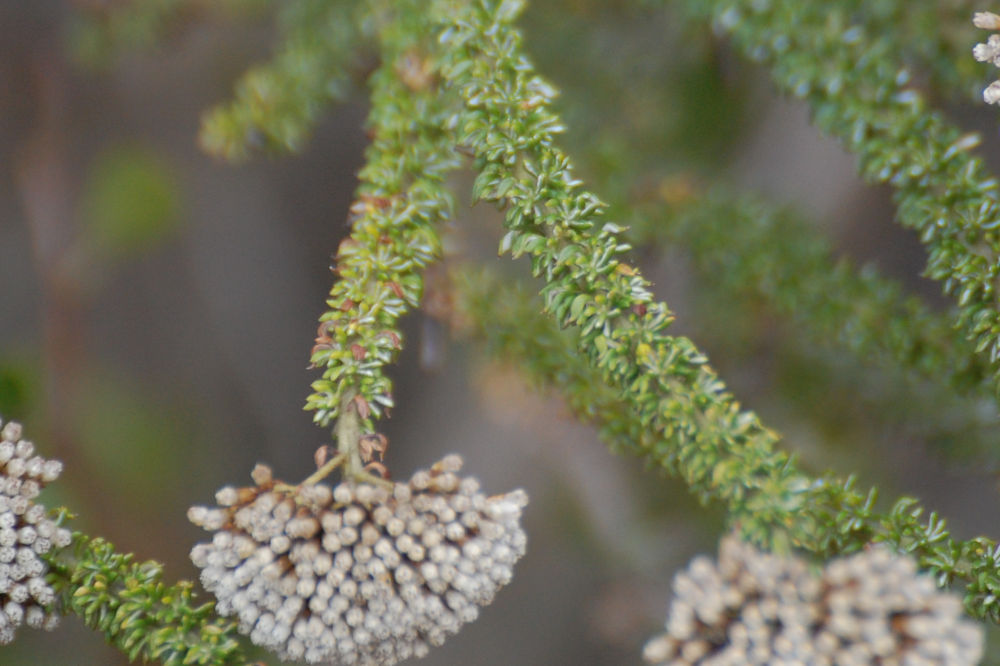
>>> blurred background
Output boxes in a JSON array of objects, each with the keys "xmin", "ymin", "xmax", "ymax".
[{"xmin": 2, "ymin": 0, "xmax": 1000, "ymax": 663}]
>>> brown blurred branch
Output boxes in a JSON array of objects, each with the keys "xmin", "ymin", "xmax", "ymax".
[{"xmin": 16, "ymin": 52, "xmax": 83, "ymax": 465}]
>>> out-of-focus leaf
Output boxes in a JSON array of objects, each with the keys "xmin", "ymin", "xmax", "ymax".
[
  {"xmin": 68, "ymin": 0, "xmax": 270, "ymax": 69},
  {"xmin": 81, "ymin": 144, "xmax": 182, "ymax": 259},
  {"xmin": 75, "ymin": 369, "xmax": 191, "ymax": 509},
  {"xmin": 0, "ymin": 360, "xmax": 34, "ymax": 419}
]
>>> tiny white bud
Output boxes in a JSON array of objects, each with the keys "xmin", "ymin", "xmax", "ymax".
[
  {"xmin": 39, "ymin": 460, "xmax": 62, "ymax": 483},
  {"xmin": 187, "ymin": 506, "xmax": 209, "ymax": 527},
  {"xmin": 975, "ymin": 11, "xmax": 1000, "ymax": 30},
  {"xmin": 334, "ymin": 550, "xmax": 353, "ymax": 571},
  {"xmin": 360, "ymin": 523, "xmax": 379, "ymax": 546},
  {"xmin": 9, "ymin": 497, "xmax": 28, "ymax": 515},
  {"xmin": 343, "ymin": 506, "xmax": 365, "ymax": 527},
  {"xmin": 985, "ymin": 80, "xmax": 1000, "ymax": 105},
  {"xmin": 410, "ymin": 470, "xmax": 431, "ymax": 490},
  {"xmin": 1, "ymin": 423, "xmax": 22, "ymax": 443},
  {"xmin": 52, "ymin": 528, "xmax": 71, "ymax": 548},
  {"xmin": 354, "ymin": 484, "xmax": 374, "ymax": 504},
  {"xmin": 393, "ymin": 483, "xmax": 411, "ymax": 502},
  {"xmin": 313, "ymin": 551, "xmax": 333, "ymax": 576},
  {"xmin": 270, "ymin": 535, "xmax": 291, "ymax": 554},
  {"xmin": 4, "ymin": 459, "xmax": 24, "ymax": 479},
  {"xmin": 338, "ymin": 526, "xmax": 358, "ymax": 546},
  {"xmin": 17, "ymin": 527, "xmax": 36, "ymax": 545},
  {"xmin": 215, "ymin": 486, "xmax": 240, "ymax": 506},
  {"xmin": 19, "ymin": 480, "xmax": 40, "ymax": 500},
  {"xmin": 250, "ymin": 464, "xmax": 272, "ymax": 486},
  {"xmin": 8, "ymin": 583, "xmax": 28, "ymax": 603},
  {"xmin": 24, "ymin": 457, "xmax": 44, "ymax": 479},
  {"xmin": 386, "ymin": 517, "xmax": 405, "ymax": 537},
  {"xmin": 286, "ymin": 516, "xmax": 320, "ymax": 539},
  {"xmin": 321, "ymin": 510, "xmax": 342, "ymax": 533},
  {"xmin": 23, "ymin": 505, "xmax": 44, "ymax": 526},
  {"xmin": 333, "ymin": 484, "xmax": 353, "ymax": 504},
  {"xmin": 445, "ymin": 522, "xmax": 465, "ymax": 541},
  {"xmin": 459, "ymin": 477, "xmax": 480, "ymax": 496},
  {"xmin": 13, "ymin": 440, "xmax": 33, "ymax": 459}
]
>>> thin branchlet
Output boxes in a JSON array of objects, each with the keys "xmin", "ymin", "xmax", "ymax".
[
  {"xmin": 439, "ymin": 0, "xmax": 804, "ymax": 545},
  {"xmin": 45, "ymin": 533, "xmax": 248, "ymax": 665},
  {"xmin": 200, "ymin": 0, "xmax": 366, "ymax": 161},
  {"xmin": 629, "ymin": 187, "xmax": 997, "ymax": 428},
  {"xmin": 304, "ymin": 0, "xmax": 460, "ymax": 430},
  {"xmin": 454, "ymin": 265, "xmax": 1000, "ymax": 623}
]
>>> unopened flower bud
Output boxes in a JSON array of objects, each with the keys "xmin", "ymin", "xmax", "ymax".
[{"xmin": 189, "ymin": 454, "xmax": 527, "ymax": 664}]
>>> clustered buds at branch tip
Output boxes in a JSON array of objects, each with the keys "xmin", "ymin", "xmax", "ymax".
[
  {"xmin": 188, "ymin": 453, "xmax": 527, "ymax": 664},
  {"xmin": 643, "ymin": 533, "xmax": 983, "ymax": 665},
  {"xmin": 973, "ymin": 12, "xmax": 1000, "ymax": 103},
  {"xmin": 974, "ymin": 11, "xmax": 1000, "ymax": 30},
  {"xmin": 0, "ymin": 417, "xmax": 70, "ymax": 645}
]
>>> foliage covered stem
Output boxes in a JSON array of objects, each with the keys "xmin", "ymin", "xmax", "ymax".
[{"xmin": 305, "ymin": 1, "xmax": 460, "ymax": 430}]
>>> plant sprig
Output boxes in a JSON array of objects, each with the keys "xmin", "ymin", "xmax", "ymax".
[
  {"xmin": 200, "ymin": 0, "xmax": 366, "ymax": 161},
  {"xmin": 304, "ymin": 0, "xmax": 460, "ymax": 430},
  {"xmin": 439, "ymin": 0, "xmax": 801, "ymax": 543},
  {"xmin": 453, "ymin": 265, "xmax": 1000, "ymax": 623},
  {"xmin": 44, "ymin": 532, "xmax": 248, "ymax": 665},
  {"xmin": 631, "ymin": 185, "xmax": 995, "ymax": 413}
]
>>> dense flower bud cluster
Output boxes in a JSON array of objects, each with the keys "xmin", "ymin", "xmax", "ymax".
[
  {"xmin": 0, "ymin": 418, "xmax": 69, "ymax": 644},
  {"xmin": 643, "ymin": 533, "xmax": 983, "ymax": 665},
  {"xmin": 974, "ymin": 11, "xmax": 1000, "ymax": 103},
  {"xmin": 189, "ymin": 454, "xmax": 527, "ymax": 664}
]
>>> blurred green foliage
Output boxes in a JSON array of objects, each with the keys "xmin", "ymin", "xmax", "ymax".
[
  {"xmin": 80, "ymin": 144, "xmax": 181, "ymax": 260},
  {"xmin": 68, "ymin": 0, "xmax": 270, "ymax": 69},
  {"xmin": 73, "ymin": 369, "xmax": 192, "ymax": 511},
  {"xmin": 0, "ymin": 361, "xmax": 35, "ymax": 421},
  {"xmin": 199, "ymin": 0, "xmax": 366, "ymax": 160},
  {"xmin": 69, "ymin": 0, "xmax": 186, "ymax": 69},
  {"xmin": 522, "ymin": 2, "xmax": 753, "ymax": 176}
]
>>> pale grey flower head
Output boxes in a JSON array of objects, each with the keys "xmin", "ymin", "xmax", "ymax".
[
  {"xmin": 974, "ymin": 11, "xmax": 1000, "ymax": 30},
  {"xmin": 643, "ymin": 533, "xmax": 983, "ymax": 665},
  {"xmin": 190, "ymin": 454, "xmax": 527, "ymax": 664},
  {"xmin": 0, "ymin": 418, "xmax": 69, "ymax": 645},
  {"xmin": 973, "ymin": 13, "xmax": 1000, "ymax": 102}
]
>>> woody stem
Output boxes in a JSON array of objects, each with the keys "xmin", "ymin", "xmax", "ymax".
[{"xmin": 336, "ymin": 387, "xmax": 364, "ymax": 479}]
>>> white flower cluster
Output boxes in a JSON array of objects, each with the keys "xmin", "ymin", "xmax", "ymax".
[
  {"xmin": 189, "ymin": 454, "xmax": 527, "ymax": 664},
  {"xmin": 973, "ymin": 11, "xmax": 1000, "ymax": 103},
  {"xmin": 643, "ymin": 533, "xmax": 983, "ymax": 666},
  {"xmin": 0, "ymin": 418, "xmax": 70, "ymax": 644}
]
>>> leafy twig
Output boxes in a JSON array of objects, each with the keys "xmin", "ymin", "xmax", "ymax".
[
  {"xmin": 45, "ymin": 532, "xmax": 248, "ymax": 665},
  {"xmin": 200, "ymin": 0, "xmax": 366, "ymax": 161},
  {"xmin": 304, "ymin": 1, "xmax": 459, "ymax": 430}
]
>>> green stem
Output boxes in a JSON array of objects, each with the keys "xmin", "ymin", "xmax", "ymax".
[
  {"xmin": 302, "ymin": 4, "xmax": 460, "ymax": 429},
  {"xmin": 676, "ymin": 0, "xmax": 1000, "ymax": 394},
  {"xmin": 297, "ymin": 451, "xmax": 348, "ymax": 487},
  {"xmin": 336, "ymin": 387, "xmax": 363, "ymax": 479}
]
